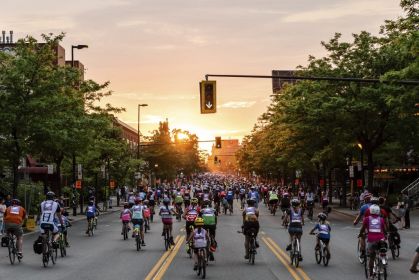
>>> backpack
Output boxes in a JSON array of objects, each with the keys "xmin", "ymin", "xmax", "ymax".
[{"xmin": 33, "ymin": 236, "xmax": 43, "ymax": 254}]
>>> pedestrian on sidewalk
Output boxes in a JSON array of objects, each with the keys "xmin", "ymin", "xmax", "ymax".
[
  {"xmin": 0, "ymin": 197, "xmax": 6, "ymax": 235},
  {"xmin": 396, "ymin": 200, "xmax": 406, "ymax": 230},
  {"xmin": 402, "ymin": 191, "xmax": 411, "ymax": 229}
]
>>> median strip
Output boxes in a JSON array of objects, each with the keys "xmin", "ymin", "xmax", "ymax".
[{"xmin": 145, "ymin": 235, "xmax": 183, "ymax": 280}]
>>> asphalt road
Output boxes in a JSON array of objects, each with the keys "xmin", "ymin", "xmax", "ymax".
[{"xmin": 0, "ymin": 201, "xmax": 417, "ymax": 280}]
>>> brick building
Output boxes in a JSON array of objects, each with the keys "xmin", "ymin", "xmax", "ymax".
[{"xmin": 207, "ymin": 139, "xmax": 240, "ymax": 174}]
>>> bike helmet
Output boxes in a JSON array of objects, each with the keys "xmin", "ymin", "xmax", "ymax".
[
  {"xmin": 163, "ymin": 198, "xmax": 170, "ymax": 205},
  {"xmin": 135, "ymin": 198, "xmax": 141, "ymax": 204},
  {"xmin": 191, "ymin": 198, "xmax": 198, "ymax": 204},
  {"xmin": 364, "ymin": 193, "xmax": 371, "ymax": 202},
  {"xmin": 194, "ymin": 217, "xmax": 204, "ymax": 226},
  {"xmin": 46, "ymin": 191, "xmax": 55, "ymax": 200},
  {"xmin": 123, "ymin": 202, "xmax": 129, "ymax": 209},
  {"xmin": 143, "ymin": 200, "xmax": 149, "ymax": 205},
  {"xmin": 291, "ymin": 198, "xmax": 300, "ymax": 207},
  {"xmin": 11, "ymin": 198, "xmax": 20, "ymax": 206},
  {"xmin": 317, "ymin": 212, "xmax": 327, "ymax": 221},
  {"xmin": 88, "ymin": 201, "xmax": 94, "ymax": 206},
  {"xmin": 369, "ymin": 204, "xmax": 380, "ymax": 215},
  {"xmin": 370, "ymin": 197, "xmax": 379, "ymax": 205}
]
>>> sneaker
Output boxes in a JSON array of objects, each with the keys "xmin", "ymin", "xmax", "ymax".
[
  {"xmin": 170, "ymin": 236, "xmax": 175, "ymax": 245},
  {"xmin": 17, "ymin": 252, "xmax": 23, "ymax": 259},
  {"xmin": 161, "ymin": 232, "xmax": 165, "ymax": 237},
  {"xmin": 142, "ymin": 241, "xmax": 146, "ymax": 246},
  {"xmin": 193, "ymin": 264, "xmax": 198, "ymax": 271},
  {"xmin": 86, "ymin": 230, "xmax": 89, "ymax": 234},
  {"xmin": 255, "ymin": 241, "xmax": 260, "ymax": 248},
  {"xmin": 244, "ymin": 255, "xmax": 249, "ymax": 259},
  {"xmin": 298, "ymin": 256, "xmax": 303, "ymax": 261},
  {"xmin": 286, "ymin": 244, "xmax": 292, "ymax": 251},
  {"xmin": 132, "ymin": 233, "xmax": 135, "ymax": 238},
  {"xmin": 52, "ymin": 241, "xmax": 59, "ymax": 249},
  {"xmin": 65, "ymin": 242, "xmax": 70, "ymax": 248},
  {"xmin": 209, "ymin": 253, "xmax": 215, "ymax": 261}
]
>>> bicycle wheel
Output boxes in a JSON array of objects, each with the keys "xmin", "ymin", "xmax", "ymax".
[
  {"xmin": 197, "ymin": 254, "xmax": 202, "ymax": 276},
  {"xmin": 363, "ymin": 254, "xmax": 369, "ymax": 279},
  {"xmin": 202, "ymin": 252, "xmax": 206, "ymax": 279},
  {"xmin": 315, "ymin": 247, "xmax": 322, "ymax": 264},
  {"xmin": 395, "ymin": 246, "xmax": 400, "ymax": 258},
  {"xmin": 322, "ymin": 247, "xmax": 329, "ymax": 266},
  {"xmin": 123, "ymin": 225, "xmax": 128, "ymax": 240},
  {"xmin": 51, "ymin": 245, "xmax": 57, "ymax": 265},
  {"xmin": 358, "ymin": 239, "xmax": 365, "ymax": 264},
  {"xmin": 8, "ymin": 239, "xmax": 16, "ymax": 265},
  {"xmin": 60, "ymin": 236, "xmax": 67, "ymax": 257},
  {"xmin": 43, "ymin": 253, "xmax": 49, "ymax": 268},
  {"xmin": 164, "ymin": 231, "xmax": 170, "ymax": 251},
  {"xmin": 294, "ymin": 239, "xmax": 300, "ymax": 267},
  {"xmin": 136, "ymin": 235, "xmax": 141, "ymax": 251}
]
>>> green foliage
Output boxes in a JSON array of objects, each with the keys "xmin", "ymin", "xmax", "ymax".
[{"xmin": 16, "ymin": 181, "xmax": 44, "ymax": 215}]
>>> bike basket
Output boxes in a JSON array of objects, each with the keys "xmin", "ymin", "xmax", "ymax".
[{"xmin": 1, "ymin": 236, "xmax": 9, "ymax": 247}]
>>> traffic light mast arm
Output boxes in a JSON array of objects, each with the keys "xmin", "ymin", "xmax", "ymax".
[{"xmin": 204, "ymin": 74, "xmax": 419, "ymax": 85}]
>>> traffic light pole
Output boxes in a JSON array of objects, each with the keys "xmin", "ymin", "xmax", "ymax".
[{"xmin": 204, "ymin": 74, "xmax": 419, "ymax": 85}]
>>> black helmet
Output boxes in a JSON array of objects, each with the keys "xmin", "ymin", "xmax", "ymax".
[
  {"xmin": 163, "ymin": 198, "xmax": 170, "ymax": 205},
  {"xmin": 46, "ymin": 191, "xmax": 55, "ymax": 200},
  {"xmin": 370, "ymin": 197, "xmax": 379, "ymax": 205},
  {"xmin": 291, "ymin": 198, "xmax": 300, "ymax": 207}
]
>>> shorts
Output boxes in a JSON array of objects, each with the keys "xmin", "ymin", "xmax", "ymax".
[
  {"xmin": 5, "ymin": 223, "xmax": 23, "ymax": 237},
  {"xmin": 203, "ymin": 224, "xmax": 216, "ymax": 237},
  {"xmin": 186, "ymin": 221, "xmax": 195, "ymax": 236},
  {"xmin": 416, "ymin": 244, "xmax": 419, "ymax": 253},
  {"xmin": 149, "ymin": 200, "xmax": 155, "ymax": 207},
  {"xmin": 132, "ymin": 219, "xmax": 144, "ymax": 228},
  {"xmin": 269, "ymin": 199, "xmax": 278, "ymax": 205},
  {"xmin": 243, "ymin": 221, "xmax": 259, "ymax": 236},
  {"xmin": 162, "ymin": 218, "xmax": 173, "ymax": 225},
  {"xmin": 318, "ymin": 237, "xmax": 330, "ymax": 245},
  {"xmin": 40, "ymin": 223, "xmax": 59, "ymax": 234},
  {"xmin": 288, "ymin": 226, "xmax": 303, "ymax": 235},
  {"xmin": 367, "ymin": 240, "xmax": 387, "ymax": 253},
  {"xmin": 322, "ymin": 201, "xmax": 329, "ymax": 208}
]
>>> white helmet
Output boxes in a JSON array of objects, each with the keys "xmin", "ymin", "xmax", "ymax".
[{"xmin": 369, "ymin": 205, "xmax": 380, "ymax": 215}]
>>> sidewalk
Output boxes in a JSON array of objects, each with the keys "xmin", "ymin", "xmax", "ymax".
[{"xmin": 23, "ymin": 197, "xmax": 122, "ymax": 236}]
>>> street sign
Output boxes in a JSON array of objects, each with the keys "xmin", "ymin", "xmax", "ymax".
[
  {"xmin": 215, "ymin": 137, "xmax": 221, "ymax": 148},
  {"xmin": 349, "ymin": 166, "xmax": 354, "ymax": 178},
  {"xmin": 200, "ymin": 80, "xmax": 216, "ymax": 114},
  {"xmin": 357, "ymin": 162, "xmax": 362, "ymax": 171},
  {"xmin": 77, "ymin": 164, "xmax": 82, "ymax": 180},
  {"xmin": 357, "ymin": 179, "xmax": 363, "ymax": 188},
  {"xmin": 319, "ymin": 179, "xmax": 325, "ymax": 186},
  {"xmin": 47, "ymin": 164, "xmax": 54, "ymax": 175},
  {"xmin": 75, "ymin": 180, "xmax": 82, "ymax": 189}
]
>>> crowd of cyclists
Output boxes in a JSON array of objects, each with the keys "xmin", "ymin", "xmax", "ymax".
[{"xmin": 0, "ymin": 173, "xmax": 417, "ymax": 278}]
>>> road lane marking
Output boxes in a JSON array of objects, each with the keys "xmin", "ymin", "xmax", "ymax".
[
  {"xmin": 266, "ymin": 238, "xmax": 311, "ymax": 280},
  {"xmin": 145, "ymin": 235, "xmax": 180, "ymax": 280},
  {"xmin": 154, "ymin": 235, "xmax": 185, "ymax": 280},
  {"xmin": 262, "ymin": 237, "xmax": 302, "ymax": 280}
]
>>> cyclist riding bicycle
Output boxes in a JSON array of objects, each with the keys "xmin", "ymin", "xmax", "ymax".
[
  {"xmin": 354, "ymin": 194, "xmax": 372, "ymax": 257},
  {"xmin": 200, "ymin": 201, "xmax": 217, "ymax": 261},
  {"xmin": 39, "ymin": 192, "xmax": 64, "ymax": 250},
  {"xmin": 143, "ymin": 200, "xmax": 151, "ymax": 230},
  {"xmin": 131, "ymin": 198, "xmax": 146, "ymax": 246},
  {"xmin": 3, "ymin": 199, "xmax": 26, "ymax": 259},
  {"xmin": 247, "ymin": 187, "xmax": 259, "ymax": 208},
  {"xmin": 269, "ymin": 190, "xmax": 279, "ymax": 212},
  {"xmin": 281, "ymin": 192, "xmax": 291, "ymax": 219},
  {"xmin": 242, "ymin": 198, "xmax": 260, "ymax": 259},
  {"xmin": 305, "ymin": 189, "xmax": 315, "ymax": 210},
  {"xmin": 359, "ymin": 204, "xmax": 387, "ymax": 280},
  {"xmin": 286, "ymin": 198, "xmax": 304, "ymax": 261},
  {"xmin": 120, "ymin": 203, "xmax": 132, "ymax": 235},
  {"xmin": 85, "ymin": 201, "xmax": 98, "ymax": 234},
  {"xmin": 226, "ymin": 188, "xmax": 234, "ymax": 212},
  {"xmin": 184, "ymin": 198, "xmax": 200, "ymax": 239},
  {"xmin": 159, "ymin": 198, "xmax": 176, "ymax": 245},
  {"xmin": 309, "ymin": 212, "xmax": 331, "ymax": 259},
  {"xmin": 187, "ymin": 217, "xmax": 209, "ymax": 271}
]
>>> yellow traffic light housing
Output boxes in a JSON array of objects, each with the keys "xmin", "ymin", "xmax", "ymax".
[
  {"xmin": 200, "ymin": 80, "xmax": 216, "ymax": 114},
  {"xmin": 215, "ymin": 136, "xmax": 221, "ymax": 148}
]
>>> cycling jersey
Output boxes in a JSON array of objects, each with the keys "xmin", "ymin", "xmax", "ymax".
[
  {"xmin": 306, "ymin": 193, "xmax": 314, "ymax": 202},
  {"xmin": 244, "ymin": 206, "xmax": 258, "ymax": 222},
  {"xmin": 289, "ymin": 208, "xmax": 302, "ymax": 227},
  {"xmin": 159, "ymin": 206, "xmax": 173, "ymax": 220},
  {"xmin": 131, "ymin": 205, "xmax": 144, "ymax": 220},
  {"xmin": 363, "ymin": 215, "xmax": 385, "ymax": 242},
  {"xmin": 186, "ymin": 206, "xmax": 199, "ymax": 222},
  {"xmin": 313, "ymin": 223, "xmax": 331, "ymax": 239},
  {"xmin": 226, "ymin": 191, "xmax": 234, "ymax": 201},
  {"xmin": 86, "ymin": 205, "xmax": 96, "ymax": 218},
  {"xmin": 121, "ymin": 209, "xmax": 131, "ymax": 222},
  {"xmin": 201, "ymin": 207, "xmax": 216, "ymax": 225},
  {"xmin": 40, "ymin": 200, "xmax": 60, "ymax": 224},
  {"xmin": 174, "ymin": 195, "xmax": 183, "ymax": 204},
  {"xmin": 269, "ymin": 192, "xmax": 278, "ymax": 201},
  {"xmin": 193, "ymin": 228, "xmax": 207, "ymax": 248}
]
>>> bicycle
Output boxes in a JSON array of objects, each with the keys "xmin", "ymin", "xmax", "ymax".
[
  {"xmin": 364, "ymin": 240, "xmax": 388, "ymax": 280},
  {"xmin": 247, "ymin": 230, "xmax": 257, "ymax": 265},
  {"xmin": 357, "ymin": 237, "xmax": 366, "ymax": 264},
  {"xmin": 58, "ymin": 230, "xmax": 67, "ymax": 257},
  {"xmin": 163, "ymin": 224, "xmax": 172, "ymax": 251},
  {"xmin": 196, "ymin": 247, "xmax": 207, "ymax": 279},
  {"xmin": 133, "ymin": 224, "xmax": 142, "ymax": 251},
  {"xmin": 40, "ymin": 226, "xmax": 58, "ymax": 268},
  {"xmin": 122, "ymin": 221, "xmax": 129, "ymax": 240},
  {"xmin": 290, "ymin": 234, "xmax": 302, "ymax": 267},
  {"xmin": 270, "ymin": 202, "xmax": 278, "ymax": 216},
  {"xmin": 311, "ymin": 233, "xmax": 330, "ymax": 266},
  {"xmin": 6, "ymin": 231, "xmax": 21, "ymax": 264},
  {"xmin": 176, "ymin": 204, "xmax": 183, "ymax": 222},
  {"xmin": 306, "ymin": 202, "xmax": 314, "ymax": 220},
  {"xmin": 87, "ymin": 217, "xmax": 95, "ymax": 237}
]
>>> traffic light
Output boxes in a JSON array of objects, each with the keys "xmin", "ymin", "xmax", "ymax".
[
  {"xmin": 215, "ymin": 136, "xmax": 221, "ymax": 148},
  {"xmin": 200, "ymin": 80, "xmax": 216, "ymax": 114},
  {"xmin": 214, "ymin": 156, "xmax": 218, "ymax": 164}
]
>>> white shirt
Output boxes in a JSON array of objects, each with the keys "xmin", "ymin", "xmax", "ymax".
[{"xmin": 40, "ymin": 200, "xmax": 59, "ymax": 223}]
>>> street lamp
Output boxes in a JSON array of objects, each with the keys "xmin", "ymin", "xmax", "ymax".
[
  {"xmin": 137, "ymin": 104, "xmax": 148, "ymax": 159},
  {"xmin": 357, "ymin": 143, "xmax": 364, "ymax": 189},
  {"xmin": 70, "ymin": 44, "xmax": 88, "ymax": 216}
]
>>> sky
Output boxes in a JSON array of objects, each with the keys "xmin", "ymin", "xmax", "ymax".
[{"xmin": 1, "ymin": 0, "xmax": 404, "ymax": 152}]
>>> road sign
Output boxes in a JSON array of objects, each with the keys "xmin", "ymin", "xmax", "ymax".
[
  {"xmin": 75, "ymin": 180, "xmax": 82, "ymax": 189},
  {"xmin": 215, "ymin": 137, "xmax": 221, "ymax": 148},
  {"xmin": 200, "ymin": 80, "xmax": 216, "ymax": 114},
  {"xmin": 349, "ymin": 166, "xmax": 354, "ymax": 178}
]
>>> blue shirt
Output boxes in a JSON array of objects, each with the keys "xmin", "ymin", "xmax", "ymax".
[
  {"xmin": 314, "ymin": 223, "xmax": 331, "ymax": 239},
  {"xmin": 86, "ymin": 205, "xmax": 97, "ymax": 218},
  {"xmin": 359, "ymin": 203, "xmax": 371, "ymax": 216}
]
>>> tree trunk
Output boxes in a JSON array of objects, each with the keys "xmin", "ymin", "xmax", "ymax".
[
  {"xmin": 328, "ymin": 168, "xmax": 333, "ymax": 203},
  {"xmin": 12, "ymin": 159, "xmax": 19, "ymax": 198},
  {"xmin": 55, "ymin": 155, "xmax": 64, "ymax": 196}
]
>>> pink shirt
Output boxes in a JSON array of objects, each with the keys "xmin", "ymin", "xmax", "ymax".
[{"xmin": 363, "ymin": 215, "xmax": 385, "ymax": 242}]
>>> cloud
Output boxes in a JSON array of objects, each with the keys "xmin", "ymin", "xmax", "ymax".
[
  {"xmin": 116, "ymin": 19, "xmax": 147, "ymax": 27},
  {"xmin": 122, "ymin": 114, "xmax": 168, "ymax": 125},
  {"xmin": 116, "ymin": 92, "xmax": 196, "ymax": 100},
  {"xmin": 282, "ymin": 1, "xmax": 399, "ymax": 23},
  {"xmin": 219, "ymin": 101, "xmax": 256, "ymax": 109}
]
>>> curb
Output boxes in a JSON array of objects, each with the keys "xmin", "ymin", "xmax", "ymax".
[{"xmin": 23, "ymin": 207, "xmax": 121, "ymax": 237}]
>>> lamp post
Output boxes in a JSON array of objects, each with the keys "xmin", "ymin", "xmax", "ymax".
[
  {"xmin": 357, "ymin": 143, "xmax": 364, "ymax": 190},
  {"xmin": 70, "ymin": 44, "xmax": 88, "ymax": 216},
  {"xmin": 137, "ymin": 104, "xmax": 148, "ymax": 159}
]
